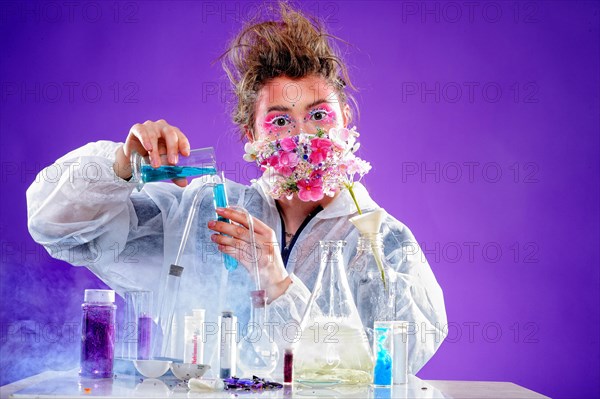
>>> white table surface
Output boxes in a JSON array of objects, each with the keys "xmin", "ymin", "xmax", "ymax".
[{"xmin": 1, "ymin": 368, "xmax": 550, "ymax": 399}]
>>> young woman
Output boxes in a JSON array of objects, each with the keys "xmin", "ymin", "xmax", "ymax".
[{"xmin": 27, "ymin": 3, "xmax": 447, "ymax": 374}]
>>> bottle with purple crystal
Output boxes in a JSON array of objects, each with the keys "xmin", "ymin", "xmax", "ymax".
[{"xmin": 80, "ymin": 289, "xmax": 116, "ymax": 378}]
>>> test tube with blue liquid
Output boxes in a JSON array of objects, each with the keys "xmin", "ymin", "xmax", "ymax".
[{"xmin": 212, "ymin": 172, "xmax": 237, "ymax": 271}]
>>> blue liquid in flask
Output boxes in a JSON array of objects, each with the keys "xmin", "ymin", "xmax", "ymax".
[
  {"xmin": 141, "ymin": 165, "xmax": 217, "ymax": 183},
  {"xmin": 213, "ymin": 182, "xmax": 238, "ymax": 271}
]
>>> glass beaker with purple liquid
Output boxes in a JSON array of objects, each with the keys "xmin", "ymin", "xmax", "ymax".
[
  {"xmin": 123, "ymin": 291, "xmax": 153, "ymax": 360},
  {"xmin": 80, "ymin": 289, "xmax": 116, "ymax": 379}
]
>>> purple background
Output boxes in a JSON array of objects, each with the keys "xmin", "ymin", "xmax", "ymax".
[{"xmin": 1, "ymin": 1, "xmax": 599, "ymax": 398}]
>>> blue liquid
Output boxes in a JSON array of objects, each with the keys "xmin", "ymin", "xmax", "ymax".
[
  {"xmin": 373, "ymin": 328, "xmax": 393, "ymax": 386},
  {"xmin": 141, "ymin": 165, "xmax": 216, "ymax": 183},
  {"xmin": 213, "ymin": 183, "xmax": 238, "ymax": 271}
]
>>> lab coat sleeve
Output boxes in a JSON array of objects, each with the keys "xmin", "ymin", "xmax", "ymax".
[
  {"xmin": 26, "ymin": 140, "xmax": 171, "ymax": 296},
  {"xmin": 383, "ymin": 216, "xmax": 448, "ymax": 374},
  {"xmin": 265, "ymin": 273, "xmax": 312, "ymax": 354}
]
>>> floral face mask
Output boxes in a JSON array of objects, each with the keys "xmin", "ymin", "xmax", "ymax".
[{"xmin": 244, "ymin": 127, "xmax": 371, "ymax": 202}]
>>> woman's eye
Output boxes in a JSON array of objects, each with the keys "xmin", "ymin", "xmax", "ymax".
[
  {"xmin": 270, "ymin": 116, "xmax": 290, "ymax": 127},
  {"xmin": 311, "ymin": 110, "xmax": 329, "ymax": 121}
]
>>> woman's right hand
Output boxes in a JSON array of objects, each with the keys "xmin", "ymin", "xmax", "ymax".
[{"xmin": 113, "ymin": 119, "xmax": 191, "ymax": 186}]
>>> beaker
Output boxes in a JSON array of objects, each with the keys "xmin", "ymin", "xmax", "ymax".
[
  {"xmin": 123, "ymin": 291, "xmax": 153, "ymax": 360},
  {"xmin": 391, "ymin": 321, "xmax": 409, "ymax": 385},
  {"xmin": 130, "ymin": 147, "xmax": 217, "ymax": 191},
  {"xmin": 294, "ymin": 240, "xmax": 374, "ymax": 385},
  {"xmin": 373, "ymin": 321, "xmax": 393, "ymax": 387}
]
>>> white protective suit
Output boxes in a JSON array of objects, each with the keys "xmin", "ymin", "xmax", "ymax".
[{"xmin": 26, "ymin": 140, "xmax": 448, "ymax": 375}]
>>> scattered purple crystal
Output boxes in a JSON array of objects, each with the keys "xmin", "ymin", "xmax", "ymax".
[{"xmin": 223, "ymin": 376, "xmax": 283, "ymax": 391}]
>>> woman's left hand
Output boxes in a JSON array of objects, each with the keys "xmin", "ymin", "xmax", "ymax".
[{"xmin": 208, "ymin": 207, "xmax": 292, "ymax": 301}]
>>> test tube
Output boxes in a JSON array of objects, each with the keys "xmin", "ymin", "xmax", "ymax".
[
  {"xmin": 193, "ymin": 309, "xmax": 206, "ymax": 364},
  {"xmin": 155, "ymin": 264, "xmax": 184, "ymax": 358},
  {"xmin": 219, "ymin": 311, "xmax": 237, "ymax": 378},
  {"xmin": 392, "ymin": 321, "xmax": 409, "ymax": 385},
  {"xmin": 212, "ymin": 173, "xmax": 238, "ymax": 271}
]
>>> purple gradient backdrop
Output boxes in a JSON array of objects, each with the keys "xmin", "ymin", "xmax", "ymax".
[{"xmin": 1, "ymin": 1, "xmax": 598, "ymax": 398}]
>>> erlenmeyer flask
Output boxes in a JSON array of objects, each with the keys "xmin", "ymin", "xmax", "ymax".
[
  {"xmin": 294, "ymin": 240, "xmax": 373, "ymax": 385},
  {"xmin": 237, "ymin": 290, "xmax": 279, "ymax": 377}
]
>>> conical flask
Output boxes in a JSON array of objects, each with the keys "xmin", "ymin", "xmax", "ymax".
[
  {"xmin": 237, "ymin": 290, "xmax": 279, "ymax": 377},
  {"xmin": 294, "ymin": 240, "xmax": 373, "ymax": 385}
]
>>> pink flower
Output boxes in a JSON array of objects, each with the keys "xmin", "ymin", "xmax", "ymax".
[
  {"xmin": 274, "ymin": 151, "xmax": 299, "ymax": 177},
  {"xmin": 280, "ymin": 136, "xmax": 297, "ymax": 152},
  {"xmin": 297, "ymin": 178, "xmax": 324, "ymax": 202},
  {"xmin": 260, "ymin": 154, "xmax": 279, "ymax": 170},
  {"xmin": 309, "ymin": 138, "xmax": 332, "ymax": 164}
]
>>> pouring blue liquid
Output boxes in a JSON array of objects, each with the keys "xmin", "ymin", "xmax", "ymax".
[{"xmin": 141, "ymin": 165, "xmax": 217, "ymax": 182}]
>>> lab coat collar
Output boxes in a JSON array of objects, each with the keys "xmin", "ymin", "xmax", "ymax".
[{"xmin": 253, "ymin": 175, "xmax": 378, "ymax": 220}]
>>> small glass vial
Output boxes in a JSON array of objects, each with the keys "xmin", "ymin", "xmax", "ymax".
[
  {"xmin": 373, "ymin": 321, "xmax": 394, "ymax": 387},
  {"xmin": 283, "ymin": 348, "xmax": 294, "ymax": 384},
  {"xmin": 80, "ymin": 289, "xmax": 116, "ymax": 378}
]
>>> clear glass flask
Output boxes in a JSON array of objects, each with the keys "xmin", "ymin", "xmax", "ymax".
[
  {"xmin": 130, "ymin": 147, "xmax": 217, "ymax": 191},
  {"xmin": 348, "ymin": 232, "xmax": 397, "ymax": 345},
  {"xmin": 237, "ymin": 290, "xmax": 279, "ymax": 377},
  {"xmin": 80, "ymin": 289, "xmax": 116, "ymax": 378},
  {"xmin": 294, "ymin": 240, "xmax": 373, "ymax": 385}
]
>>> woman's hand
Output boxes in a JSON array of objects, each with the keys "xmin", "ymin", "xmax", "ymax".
[
  {"xmin": 113, "ymin": 119, "xmax": 191, "ymax": 186},
  {"xmin": 208, "ymin": 207, "xmax": 292, "ymax": 301}
]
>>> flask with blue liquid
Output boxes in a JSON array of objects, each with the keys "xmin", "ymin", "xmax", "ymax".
[{"xmin": 130, "ymin": 147, "xmax": 217, "ymax": 191}]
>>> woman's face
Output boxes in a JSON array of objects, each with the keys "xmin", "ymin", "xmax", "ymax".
[{"xmin": 249, "ymin": 75, "xmax": 350, "ymax": 141}]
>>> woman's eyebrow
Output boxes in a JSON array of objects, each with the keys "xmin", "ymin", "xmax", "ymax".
[{"xmin": 266, "ymin": 98, "xmax": 330, "ymax": 113}]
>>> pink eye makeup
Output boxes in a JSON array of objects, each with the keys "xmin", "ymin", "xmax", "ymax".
[
  {"xmin": 264, "ymin": 114, "xmax": 292, "ymax": 129},
  {"xmin": 308, "ymin": 107, "xmax": 336, "ymax": 123}
]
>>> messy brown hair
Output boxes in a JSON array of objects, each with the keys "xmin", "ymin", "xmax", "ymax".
[{"xmin": 219, "ymin": 1, "xmax": 357, "ymax": 140}]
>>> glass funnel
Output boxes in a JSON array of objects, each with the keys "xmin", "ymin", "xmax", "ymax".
[{"xmin": 294, "ymin": 240, "xmax": 373, "ymax": 385}]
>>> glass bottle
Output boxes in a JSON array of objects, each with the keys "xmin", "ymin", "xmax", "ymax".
[
  {"xmin": 348, "ymin": 233, "xmax": 397, "ymax": 346},
  {"xmin": 237, "ymin": 290, "xmax": 279, "ymax": 377},
  {"xmin": 80, "ymin": 289, "xmax": 116, "ymax": 378},
  {"xmin": 294, "ymin": 240, "xmax": 373, "ymax": 385}
]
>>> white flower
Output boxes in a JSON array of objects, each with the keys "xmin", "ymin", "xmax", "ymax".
[{"xmin": 243, "ymin": 142, "xmax": 257, "ymax": 162}]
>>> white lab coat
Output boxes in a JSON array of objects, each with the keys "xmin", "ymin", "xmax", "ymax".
[{"xmin": 26, "ymin": 140, "xmax": 448, "ymax": 375}]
